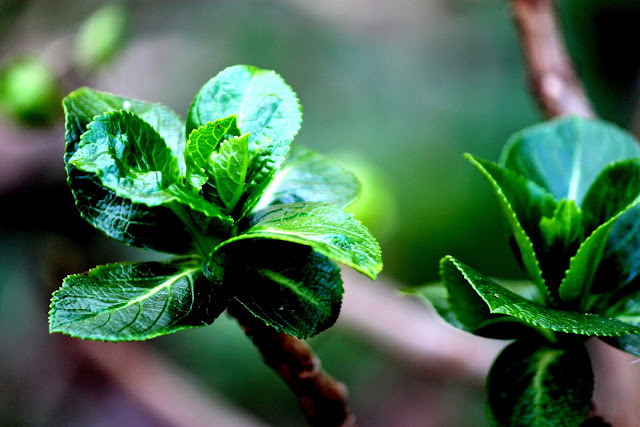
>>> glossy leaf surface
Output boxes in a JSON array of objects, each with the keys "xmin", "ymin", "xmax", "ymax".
[
  {"xmin": 538, "ymin": 199, "xmax": 582, "ymax": 252},
  {"xmin": 229, "ymin": 241, "xmax": 343, "ymax": 338},
  {"xmin": 558, "ymin": 215, "xmax": 618, "ymax": 305},
  {"xmin": 594, "ymin": 204, "xmax": 640, "ymax": 292},
  {"xmin": 487, "ymin": 339, "xmax": 593, "ymax": 427},
  {"xmin": 501, "ymin": 116, "xmax": 640, "ymax": 205},
  {"xmin": 186, "ymin": 65, "xmax": 301, "ymax": 144},
  {"xmin": 441, "ymin": 256, "xmax": 640, "ymax": 336},
  {"xmin": 186, "ymin": 65, "xmax": 302, "ymax": 218},
  {"xmin": 49, "ymin": 257, "xmax": 227, "ymax": 341},
  {"xmin": 407, "ymin": 279, "xmax": 537, "ymax": 339},
  {"xmin": 255, "ymin": 145, "xmax": 361, "ymax": 210},
  {"xmin": 236, "ymin": 135, "xmax": 290, "ymax": 218},
  {"xmin": 208, "ymin": 133, "xmax": 250, "ymax": 213},
  {"xmin": 64, "ymin": 87, "xmax": 186, "ymax": 165},
  {"xmin": 71, "ymin": 110, "xmax": 179, "ymax": 200},
  {"xmin": 184, "ymin": 115, "xmax": 241, "ymax": 189},
  {"xmin": 601, "ymin": 289, "xmax": 640, "ymax": 357},
  {"xmin": 585, "ymin": 161, "xmax": 640, "ymax": 293},
  {"xmin": 218, "ymin": 202, "xmax": 382, "ymax": 279},
  {"xmin": 561, "ymin": 161, "xmax": 640, "ymax": 301},
  {"xmin": 582, "ymin": 159, "xmax": 640, "ymax": 233},
  {"xmin": 467, "ymin": 155, "xmax": 552, "ymax": 300},
  {"xmin": 63, "ymin": 87, "xmax": 195, "ymax": 253},
  {"xmin": 71, "ymin": 110, "xmax": 229, "ymax": 223}
]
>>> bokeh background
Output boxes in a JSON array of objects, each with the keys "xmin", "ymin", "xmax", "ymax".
[{"xmin": 1, "ymin": 0, "xmax": 640, "ymax": 425}]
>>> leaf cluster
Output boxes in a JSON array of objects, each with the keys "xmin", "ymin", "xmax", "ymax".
[
  {"xmin": 407, "ymin": 117, "xmax": 640, "ymax": 425},
  {"xmin": 49, "ymin": 65, "xmax": 382, "ymax": 341}
]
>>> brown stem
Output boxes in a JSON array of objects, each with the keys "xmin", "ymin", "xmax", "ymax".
[
  {"xmin": 508, "ymin": 0, "xmax": 595, "ymax": 118},
  {"xmin": 227, "ymin": 302, "xmax": 355, "ymax": 427}
]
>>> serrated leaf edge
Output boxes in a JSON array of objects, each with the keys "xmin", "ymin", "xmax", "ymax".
[
  {"xmin": 213, "ymin": 204, "xmax": 382, "ymax": 280},
  {"xmin": 466, "ymin": 154, "xmax": 551, "ymax": 303},
  {"xmin": 72, "ymin": 110, "xmax": 231, "ymax": 223},
  {"xmin": 48, "ymin": 257, "xmax": 213, "ymax": 342},
  {"xmin": 445, "ymin": 256, "xmax": 640, "ymax": 337},
  {"xmin": 558, "ymin": 203, "xmax": 638, "ymax": 305}
]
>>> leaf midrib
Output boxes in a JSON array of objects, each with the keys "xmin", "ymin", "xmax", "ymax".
[
  {"xmin": 567, "ymin": 136, "xmax": 582, "ymax": 201},
  {"xmin": 67, "ymin": 266, "xmax": 199, "ymax": 322},
  {"xmin": 531, "ymin": 349, "xmax": 561, "ymax": 423},
  {"xmin": 257, "ymin": 268, "xmax": 324, "ymax": 310},
  {"xmin": 238, "ymin": 71, "xmax": 257, "ymax": 127}
]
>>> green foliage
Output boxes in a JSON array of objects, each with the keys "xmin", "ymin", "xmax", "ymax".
[
  {"xmin": 256, "ymin": 146, "xmax": 361, "ymax": 210},
  {"xmin": 487, "ymin": 339, "xmax": 593, "ymax": 427},
  {"xmin": 229, "ymin": 241, "xmax": 344, "ymax": 339},
  {"xmin": 74, "ymin": 2, "xmax": 127, "ymax": 71},
  {"xmin": 439, "ymin": 256, "xmax": 638, "ymax": 337},
  {"xmin": 408, "ymin": 116, "xmax": 640, "ymax": 426},
  {"xmin": 218, "ymin": 202, "xmax": 381, "ymax": 280},
  {"xmin": 0, "ymin": 55, "xmax": 61, "ymax": 125},
  {"xmin": 49, "ymin": 257, "xmax": 226, "ymax": 341},
  {"xmin": 49, "ymin": 65, "xmax": 382, "ymax": 341},
  {"xmin": 500, "ymin": 117, "xmax": 640, "ymax": 204}
]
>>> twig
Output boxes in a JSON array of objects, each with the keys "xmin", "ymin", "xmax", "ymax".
[
  {"xmin": 508, "ymin": 0, "xmax": 595, "ymax": 118},
  {"xmin": 227, "ymin": 302, "xmax": 355, "ymax": 427},
  {"xmin": 339, "ymin": 269, "xmax": 503, "ymax": 383}
]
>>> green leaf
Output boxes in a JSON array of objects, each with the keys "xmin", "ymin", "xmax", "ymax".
[
  {"xmin": 227, "ymin": 240, "xmax": 343, "ymax": 339},
  {"xmin": 184, "ymin": 115, "xmax": 241, "ymax": 189},
  {"xmin": 582, "ymin": 158, "xmax": 640, "ymax": 233},
  {"xmin": 71, "ymin": 110, "xmax": 180, "ymax": 198},
  {"xmin": 441, "ymin": 256, "xmax": 640, "ymax": 336},
  {"xmin": 70, "ymin": 111, "xmax": 230, "ymax": 226},
  {"xmin": 74, "ymin": 2, "xmax": 127, "ymax": 71},
  {"xmin": 466, "ymin": 155, "xmax": 554, "ymax": 301},
  {"xmin": 406, "ymin": 280, "xmax": 534, "ymax": 339},
  {"xmin": 593, "ymin": 204, "xmax": 640, "ymax": 292},
  {"xmin": 207, "ymin": 133, "xmax": 250, "ymax": 214},
  {"xmin": 487, "ymin": 339, "xmax": 593, "ymax": 427},
  {"xmin": 254, "ymin": 145, "xmax": 361, "ymax": 211},
  {"xmin": 63, "ymin": 87, "xmax": 195, "ymax": 254},
  {"xmin": 562, "ymin": 161, "xmax": 640, "ymax": 302},
  {"xmin": 557, "ymin": 215, "xmax": 619, "ymax": 305},
  {"xmin": 186, "ymin": 65, "xmax": 302, "ymax": 218},
  {"xmin": 601, "ymin": 289, "xmax": 640, "ymax": 357},
  {"xmin": 236, "ymin": 135, "xmax": 290, "ymax": 219},
  {"xmin": 538, "ymin": 199, "xmax": 583, "ymax": 252},
  {"xmin": 500, "ymin": 116, "xmax": 640, "ymax": 205},
  {"xmin": 215, "ymin": 202, "xmax": 382, "ymax": 280},
  {"xmin": 186, "ymin": 65, "xmax": 302, "ymax": 145},
  {"xmin": 49, "ymin": 257, "xmax": 227, "ymax": 341},
  {"xmin": 441, "ymin": 256, "xmax": 519, "ymax": 335},
  {"xmin": 64, "ymin": 87, "xmax": 186, "ymax": 167}
]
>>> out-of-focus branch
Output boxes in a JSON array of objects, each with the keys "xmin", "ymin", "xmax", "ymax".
[
  {"xmin": 227, "ymin": 302, "xmax": 355, "ymax": 427},
  {"xmin": 340, "ymin": 269, "xmax": 503, "ymax": 383},
  {"xmin": 72, "ymin": 339, "xmax": 268, "ymax": 427},
  {"xmin": 508, "ymin": 0, "xmax": 595, "ymax": 118},
  {"xmin": 0, "ymin": 121, "xmax": 64, "ymax": 195}
]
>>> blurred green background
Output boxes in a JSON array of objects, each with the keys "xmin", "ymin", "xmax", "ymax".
[{"xmin": 1, "ymin": 0, "xmax": 639, "ymax": 425}]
